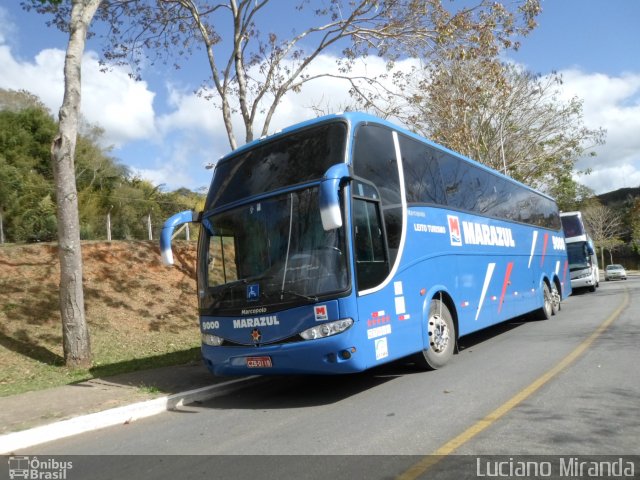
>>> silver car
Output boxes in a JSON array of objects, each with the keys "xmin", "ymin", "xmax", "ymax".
[{"xmin": 605, "ymin": 264, "xmax": 627, "ymax": 281}]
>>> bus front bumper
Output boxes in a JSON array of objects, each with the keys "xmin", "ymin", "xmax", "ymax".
[
  {"xmin": 201, "ymin": 335, "xmax": 367, "ymax": 376},
  {"xmin": 570, "ymin": 271, "xmax": 596, "ymax": 289}
]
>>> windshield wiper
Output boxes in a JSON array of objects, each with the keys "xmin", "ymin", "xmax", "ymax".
[
  {"xmin": 279, "ymin": 289, "xmax": 318, "ymax": 302},
  {"xmin": 280, "ymin": 193, "xmax": 295, "ymax": 295},
  {"xmin": 211, "ymin": 278, "xmax": 249, "ymax": 306}
]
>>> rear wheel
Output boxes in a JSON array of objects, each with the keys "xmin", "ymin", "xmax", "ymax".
[
  {"xmin": 536, "ymin": 283, "xmax": 553, "ymax": 320},
  {"xmin": 551, "ymin": 283, "xmax": 561, "ymax": 315},
  {"xmin": 414, "ymin": 299, "xmax": 455, "ymax": 370}
]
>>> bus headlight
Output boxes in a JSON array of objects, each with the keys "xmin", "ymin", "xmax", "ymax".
[
  {"xmin": 201, "ymin": 333, "xmax": 224, "ymax": 346},
  {"xmin": 300, "ymin": 318, "xmax": 353, "ymax": 340}
]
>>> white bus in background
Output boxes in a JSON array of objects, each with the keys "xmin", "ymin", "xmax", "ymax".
[{"xmin": 560, "ymin": 211, "xmax": 599, "ymax": 292}]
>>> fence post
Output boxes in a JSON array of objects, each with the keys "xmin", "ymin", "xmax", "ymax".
[
  {"xmin": 147, "ymin": 213, "xmax": 153, "ymax": 241},
  {"xmin": 0, "ymin": 209, "xmax": 4, "ymax": 244},
  {"xmin": 106, "ymin": 206, "xmax": 113, "ymax": 242}
]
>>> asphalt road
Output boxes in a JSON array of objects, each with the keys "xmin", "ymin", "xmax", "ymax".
[{"xmin": 15, "ymin": 277, "xmax": 640, "ymax": 479}]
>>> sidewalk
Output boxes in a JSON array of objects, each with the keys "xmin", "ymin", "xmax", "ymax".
[{"xmin": 0, "ymin": 361, "xmax": 243, "ymax": 453}]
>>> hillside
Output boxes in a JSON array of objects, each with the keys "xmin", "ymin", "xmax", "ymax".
[
  {"xmin": 597, "ymin": 187, "xmax": 640, "ymax": 206},
  {"xmin": 0, "ymin": 241, "xmax": 200, "ymax": 396}
]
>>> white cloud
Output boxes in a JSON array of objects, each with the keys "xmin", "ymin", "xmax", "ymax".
[
  {"xmin": 130, "ymin": 165, "xmax": 200, "ymax": 191},
  {"xmin": 575, "ymin": 164, "xmax": 640, "ymax": 195},
  {"xmin": 554, "ymin": 69, "xmax": 640, "ymax": 193},
  {"xmin": 156, "ymin": 53, "xmax": 415, "ymax": 154},
  {"xmin": 153, "ymin": 56, "xmax": 389, "ymax": 187},
  {"xmin": 4, "ymin": 15, "xmax": 639, "ymax": 197},
  {"xmin": 122, "ymin": 131, "xmax": 218, "ymax": 191},
  {"xmin": 0, "ymin": 44, "xmax": 157, "ymax": 148},
  {"xmin": 160, "ymin": 86, "xmax": 220, "ymax": 134},
  {"xmin": 0, "ymin": 6, "xmax": 15, "ymax": 45}
]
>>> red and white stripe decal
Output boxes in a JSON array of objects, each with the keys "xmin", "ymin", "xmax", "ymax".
[
  {"xmin": 540, "ymin": 233, "xmax": 549, "ymax": 266},
  {"xmin": 528, "ymin": 231, "xmax": 538, "ymax": 268},
  {"xmin": 498, "ymin": 262, "xmax": 514, "ymax": 313},
  {"xmin": 476, "ymin": 263, "xmax": 496, "ymax": 321}
]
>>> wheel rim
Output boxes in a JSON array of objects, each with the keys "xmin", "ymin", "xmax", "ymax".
[
  {"xmin": 544, "ymin": 286, "xmax": 552, "ymax": 316},
  {"xmin": 429, "ymin": 314, "xmax": 450, "ymax": 354},
  {"xmin": 551, "ymin": 286, "xmax": 561, "ymax": 312}
]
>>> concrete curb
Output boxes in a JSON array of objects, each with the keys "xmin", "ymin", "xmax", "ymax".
[{"xmin": 0, "ymin": 376, "xmax": 261, "ymax": 454}]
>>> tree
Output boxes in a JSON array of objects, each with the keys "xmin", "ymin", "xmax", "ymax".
[
  {"xmin": 1, "ymin": 90, "xmax": 206, "ymax": 244},
  {"xmin": 362, "ymin": 57, "xmax": 605, "ymax": 197},
  {"xmin": 0, "ymin": 96, "xmax": 58, "ymax": 242},
  {"xmin": 583, "ymin": 203, "xmax": 624, "ymax": 268},
  {"xmin": 74, "ymin": 125, "xmax": 129, "ymax": 239},
  {"xmin": 0, "ymin": 89, "xmax": 50, "ymax": 113},
  {"xmin": 631, "ymin": 198, "xmax": 640, "ymax": 251},
  {"xmin": 48, "ymin": 0, "xmax": 103, "ymax": 368},
  {"xmin": 43, "ymin": 0, "xmax": 540, "ymax": 151}
]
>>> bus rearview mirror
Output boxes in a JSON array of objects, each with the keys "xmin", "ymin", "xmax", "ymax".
[
  {"xmin": 319, "ymin": 164, "xmax": 350, "ymax": 231},
  {"xmin": 160, "ymin": 210, "xmax": 200, "ymax": 265}
]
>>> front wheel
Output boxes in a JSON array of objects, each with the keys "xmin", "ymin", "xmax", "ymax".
[{"xmin": 414, "ymin": 298, "xmax": 455, "ymax": 370}]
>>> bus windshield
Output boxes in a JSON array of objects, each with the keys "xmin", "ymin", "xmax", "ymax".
[
  {"xmin": 207, "ymin": 121, "xmax": 347, "ymax": 209},
  {"xmin": 199, "ymin": 186, "xmax": 348, "ymax": 314},
  {"xmin": 560, "ymin": 214, "xmax": 585, "ymax": 238},
  {"xmin": 566, "ymin": 242, "xmax": 590, "ymax": 271}
]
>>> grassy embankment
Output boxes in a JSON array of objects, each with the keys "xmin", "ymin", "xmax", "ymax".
[{"xmin": 0, "ymin": 241, "xmax": 201, "ymax": 396}]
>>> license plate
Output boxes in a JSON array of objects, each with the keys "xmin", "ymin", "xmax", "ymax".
[{"xmin": 246, "ymin": 356, "xmax": 272, "ymax": 368}]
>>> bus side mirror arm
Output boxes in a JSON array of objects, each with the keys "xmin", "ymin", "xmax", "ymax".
[
  {"xmin": 160, "ymin": 210, "xmax": 201, "ymax": 266},
  {"xmin": 319, "ymin": 163, "xmax": 351, "ymax": 231}
]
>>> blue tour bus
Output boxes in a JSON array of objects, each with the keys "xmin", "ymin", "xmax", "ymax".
[{"xmin": 160, "ymin": 112, "xmax": 571, "ymax": 375}]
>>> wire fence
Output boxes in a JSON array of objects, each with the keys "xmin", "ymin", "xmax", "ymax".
[{"xmin": 0, "ymin": 212, "xmax": 199, "ymax": 245}]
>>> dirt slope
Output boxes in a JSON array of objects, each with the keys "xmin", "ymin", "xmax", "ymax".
[{"xmin": 0, "ymin": 241, "xmax": 200, "ymax": 394}]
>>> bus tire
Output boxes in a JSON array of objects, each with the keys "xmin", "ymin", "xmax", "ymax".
[
  {"xmin": 537, "ymin": 283, "xmax": 553, "ymax": 320},
  {"xmin": 415, "ymin": 299, "xmax": 455, "ymax": 370},
  {"xmin": 551, "ymin": 283, "xmax": 561, "ymax": 315}
]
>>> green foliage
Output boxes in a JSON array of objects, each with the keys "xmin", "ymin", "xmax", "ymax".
[
  {"xmin": 392, "ymin": 59, "xmax": 605, "ymax": 198},
  {"xmin": 0, "ymin": 102, "xmax": 58, "ymax": 242},
  {"xmin": 0, "ymin": 89, "xmax": 203, "ymax": 243}
]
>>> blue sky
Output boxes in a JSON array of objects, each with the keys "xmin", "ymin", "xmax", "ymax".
[{"xmin": 1, "ymin": 0, "xmax": 640, "ymax": 195}]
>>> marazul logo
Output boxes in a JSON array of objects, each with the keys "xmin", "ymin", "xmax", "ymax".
[
  {"xmin": 462, "ymin": 221, "xmax": 515, "ymax": 247},
  {"xmin": 233, "ymin": 316, "xmax": 279, "ymax": 329},
  {"xmin": 448, "ymin": 215, "xmax": 462, "ymax": 246}
]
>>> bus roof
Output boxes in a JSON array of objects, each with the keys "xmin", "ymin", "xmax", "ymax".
[{"xmin": 214, "ymin": 112, "xmax": 555, "ymax": 201}]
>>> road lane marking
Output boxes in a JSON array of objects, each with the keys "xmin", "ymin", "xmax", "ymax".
[{"xmin": 397, "ymin": 287, "xmax": 630, "ymax": 480}]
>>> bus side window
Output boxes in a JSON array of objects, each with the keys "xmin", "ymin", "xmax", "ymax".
[{"xmin": 353, "ymin": 198, "xmax": 389, "ymax": 291}]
